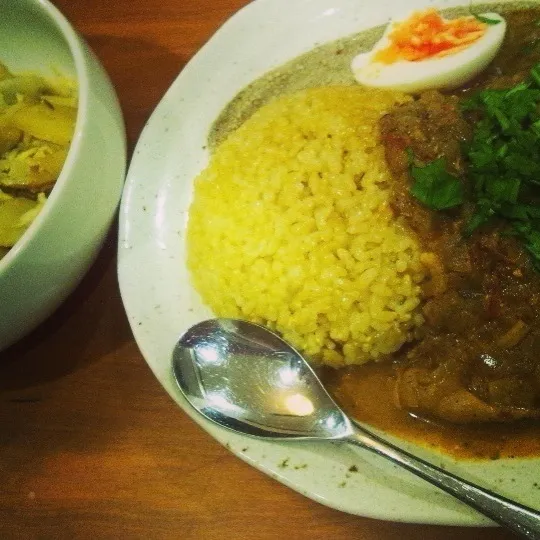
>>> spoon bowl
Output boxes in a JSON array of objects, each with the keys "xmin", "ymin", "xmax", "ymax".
[
  {"xmin": 173, "ymin": 318, "xmax": 351, "ymax": 440},
  {"xmin": 173, "ymin": 318, "xmax": 540, "ymax": 539}
]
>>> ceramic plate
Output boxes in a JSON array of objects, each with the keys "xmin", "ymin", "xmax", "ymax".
[{"xmin": 118, "ymin": 0, "xmax": 540, "ymax": 524}]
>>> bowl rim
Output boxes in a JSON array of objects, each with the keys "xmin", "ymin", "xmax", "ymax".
[{"xmin": 0, "ymin": 0, "xmax": 89, "ymax": 275}]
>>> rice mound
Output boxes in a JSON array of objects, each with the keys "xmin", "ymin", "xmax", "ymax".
[{"xmin": 187, "ymin": 86, "xmax": 426, "ymax": 367}]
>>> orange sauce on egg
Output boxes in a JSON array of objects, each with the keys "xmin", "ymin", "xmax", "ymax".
[{"xmin": 374, "ymin": 8, "xmax": 488, "ymax": 63}]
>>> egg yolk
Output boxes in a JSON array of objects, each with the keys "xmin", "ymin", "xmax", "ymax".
[{"xmin": 374, "ymin": 8, "xmax": 488, "ymax": 64}]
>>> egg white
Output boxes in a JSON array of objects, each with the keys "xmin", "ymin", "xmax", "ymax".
[{"xmin": 351, "ymin": 12, "xmax": 506, "ymax": 93}]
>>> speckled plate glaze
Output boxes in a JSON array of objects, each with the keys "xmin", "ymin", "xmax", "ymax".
[{"xmin": 118, "ymin": 0, "xmax": 540, "ymax": 525}]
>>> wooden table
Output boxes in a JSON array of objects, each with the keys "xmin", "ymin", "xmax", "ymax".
[{"xmin": 0, "ymin": 2, "xmax": 521, "ymax": 538}]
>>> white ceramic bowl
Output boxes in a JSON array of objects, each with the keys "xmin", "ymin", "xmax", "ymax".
[
  {"xmin": 0, "ymin": 0, "xmax": 126, "ymax": 351},
  {"xmin": 119, "ymin": 0, "xmax": 540, "ymax": 525}
]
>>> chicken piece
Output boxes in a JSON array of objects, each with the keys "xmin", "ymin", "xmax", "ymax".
[{"xmin": 395, "ymin": 366, "xmax": 540, "ymax": 423}]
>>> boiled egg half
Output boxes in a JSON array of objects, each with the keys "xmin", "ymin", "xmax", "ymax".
[{"xmin": 351, "ymin": 9, "xmax": 506, "ymax": 93}]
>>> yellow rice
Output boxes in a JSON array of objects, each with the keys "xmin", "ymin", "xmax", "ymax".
[{"xmin": 187, "ymin": 86, "xmax": 426, "ymax": 367}]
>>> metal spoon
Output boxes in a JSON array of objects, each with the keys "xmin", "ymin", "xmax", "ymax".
[{"xmin": 172, "ymin": 318, "xmax": 540, "ymax": 539}]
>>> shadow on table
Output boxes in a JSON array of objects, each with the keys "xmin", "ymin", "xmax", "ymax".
[
  {"xmin": 0, "ymin": 226, "xmax": 131, "ymax": 391},
  {"xmin": 342, "ymin": 518, "xmax": 515, "ymax": 540}
]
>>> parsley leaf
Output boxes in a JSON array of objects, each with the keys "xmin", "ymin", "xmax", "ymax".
[
  {"xmin": 531, "ymin": 64, "xmax": 540, "ymax": 87},
  {"xmin": 407, "ymin": 63, "xmax": 540, "ymax": 269},
  {"xmin": 512, "ymin": 222, "xmax": 540, "ymax": 270},
  {"xmin": 459, "ymin": 62, "xmax": 540, "ymax": 267},
  {"xmin": 500, "ymin": 204, "xmax": 540, "ymax": 220},
  {"xmin": 472, "ymin": 13, "xmax": 502, "ymax": 25},
  {"xmin": 462, "ymin": 200, "xmax": 496, "ymax": 237},
  {"xmin": 409, "ymin": 157, "xmax": 464, "ymax": 211}
]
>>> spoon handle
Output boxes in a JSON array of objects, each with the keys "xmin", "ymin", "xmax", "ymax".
[{"xmin": 346, "ymin": 426, "xmax": 540, "ymax": 538}]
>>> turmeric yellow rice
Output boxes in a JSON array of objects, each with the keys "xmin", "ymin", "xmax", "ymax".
[{"xmin": 187, "ymin": 86, "xmax": 426, "ymax": 367}]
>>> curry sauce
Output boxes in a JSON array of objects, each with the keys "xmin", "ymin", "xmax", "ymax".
[{"xmin": 326, "ymin": 363, "xmax": 540, "ymax": 459}]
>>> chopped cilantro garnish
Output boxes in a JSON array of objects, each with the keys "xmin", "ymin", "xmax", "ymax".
[
  {"xmin": 531, "ymin": 64, "xmax": 540, "ymax": 87},
  {"xmin": 407, "ymin": 62, "xmax": 540, "ymax": 268},
  {"xmin": 462, "ymin": 198, "xmax": 495, "ymax": 237},
  {"xmin": 461, "ymin": 63, "xmax": 540, "ymax": 254},
  {"xmin": 408, "ymin": 156, "xmax": 464, "ymax": 211},
  {"xmin": 512, "ymin": 222, "xmax": 540, "ymax": 270},
  {"xmin": 472, "ymin": 13, "xmax": 501, "ymax": 25},
  {"xmin": 468, "ymin": 3, "xmax": 502, "ymax": 25}
]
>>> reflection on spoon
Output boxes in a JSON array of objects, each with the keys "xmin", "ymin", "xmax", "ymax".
[{"xmin": 172, "ymin": 318, "xmax": 540, "ymax": 539}]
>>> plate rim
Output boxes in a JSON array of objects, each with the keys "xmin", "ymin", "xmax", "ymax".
[{"xmin": 118, "ymin": 0, "xmax": 538, "ymax": 526}]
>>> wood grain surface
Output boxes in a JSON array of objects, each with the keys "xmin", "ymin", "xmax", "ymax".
[{"xmin": 0, "ymin": 1, "xmax": 522, "ymax": 538}]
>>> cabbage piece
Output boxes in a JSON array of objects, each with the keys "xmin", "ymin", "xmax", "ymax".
[
  {"xmin": 0, "ymin": 192, "xmax": 46, "ymax": 247},
  {"xmin": 0, "ymin": 61, "xmax": 12, "ymax": 81},
  {"xmin": 44, "ymin": 76, "xmax": 78, "ymax": 99},
  {"xmin": 0, "ymin": 144, "xmax": 67, "ymax": 191},
  {"xmin": 0, "ymin": 61, "xmax": 76, "ymax": 256},
  {"xmin": 0, "ymin": 122, "xmax": 21, "ymax": 154},
  {"xmin": 11, "ymin": 102, "xmax": 76, "ymax": 146},
  {"xmin": 42, "ymin": 94, "xmax": 77, "ymax": 108},
  {"xmin": 0, "ymin": 76, "xmax": 48, "ymax": 105}
]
